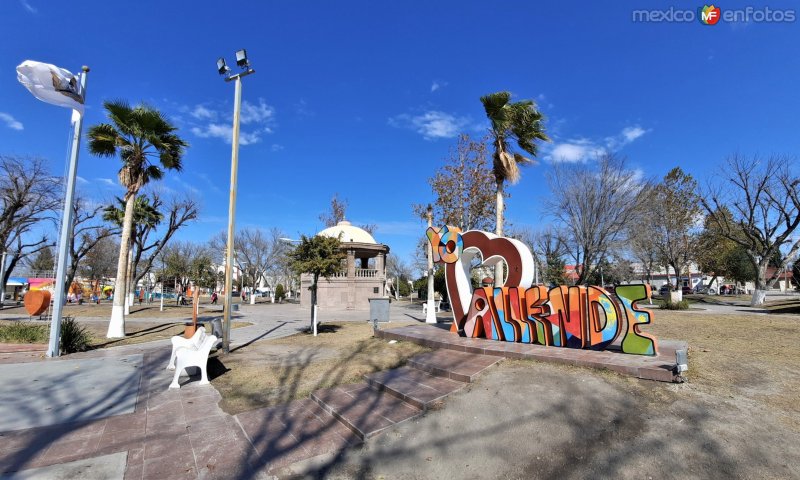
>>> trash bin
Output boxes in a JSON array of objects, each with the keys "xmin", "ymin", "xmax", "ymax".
[
  {"xmin": 232, "ymin": 303, "xmax": 239, "ymax": 312},
  {"xmin": 207, "ymin": 318, "xmax": 223, "ymax": 338},
  {"xmin": 369, "ymin": 297, "xmax": 390, "ymax": 324}
]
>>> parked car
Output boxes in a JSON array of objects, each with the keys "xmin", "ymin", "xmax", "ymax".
[
  {"xmin": 694, "ymin": 285, "xmax": 717, "ymax": 295},
  {"xmin": 681, "ymin": 286, "xmax": 693, "ymax": 295},
  {"xmin": 658, "ymin": 285, "xmax": 670, "ymax": 296}
]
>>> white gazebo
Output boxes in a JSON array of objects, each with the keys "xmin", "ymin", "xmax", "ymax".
[{"xmin": 300, "ymin": 220, "xmax": 390, "ymax": 310}]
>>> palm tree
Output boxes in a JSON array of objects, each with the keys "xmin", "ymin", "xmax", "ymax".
[
  {"xmin": 480, "ymin": 91, "xmax": 549, "ymax": 285},
  {"xmin": 104, "ymin": 195, "xmax": 163, "ymax": 314},
  {"xmin": 88, "ymin": 101, "xmax": 187, "ymax": 338}
]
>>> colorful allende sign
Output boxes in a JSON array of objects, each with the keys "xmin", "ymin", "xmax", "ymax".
[{"xmin": 426, "ymin": 226, "xmax": 658, "ymax": 356}]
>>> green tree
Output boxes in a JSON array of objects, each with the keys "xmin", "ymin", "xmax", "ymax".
[
  {"xmin": 27, "ymin": 246, "xmax": 55, "ymax": 274},
  {"xmin": 87, "ymin": 101, "xmax": 187, "ymax": 338},
  {"xmin": 480, "ymin": 91, "xmax": 549, "ymax": 284},
  {"xmin": 288, "ymin": 234, "xmax": 345, "ymax": 333},
  {"xmin": 275, "ymin": 284, "xmax": 286, "ymax": 302}
]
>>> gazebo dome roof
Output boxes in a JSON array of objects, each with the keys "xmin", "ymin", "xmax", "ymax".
[{"xmin": 317, "ymin": 220, "xmax": 376, "ymax": 244}]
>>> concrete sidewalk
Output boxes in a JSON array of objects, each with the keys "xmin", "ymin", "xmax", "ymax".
[{"xmin": 0, "ymin": 301, "xmax": 439, "ymax": 478}]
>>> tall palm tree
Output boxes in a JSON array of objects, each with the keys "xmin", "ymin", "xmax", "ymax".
[
  {"xmin": 480, "ymin": 91, "xmax": 549, "ymax": 285},
  {"xmin": 104, "ymin": 195, "xmax": 163, "ymax": 314},
  {"xmin": 88, "ymin": 101, "xmax": 187, "ymax": 338}
]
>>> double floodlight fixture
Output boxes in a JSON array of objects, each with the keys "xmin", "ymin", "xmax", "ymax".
[{"xmin": 217, "ymin": 49, "xmax": 254, "ymax": 81}]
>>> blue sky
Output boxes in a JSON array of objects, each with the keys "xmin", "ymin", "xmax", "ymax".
[{"xmin": 1, "ymin": 0, "xmax": 799, "ymax": 271}]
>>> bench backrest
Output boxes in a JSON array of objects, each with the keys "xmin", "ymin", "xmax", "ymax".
[
  {"xmin": 197, "ymin": 334, "xmax": 218, "ymax": 356},
  {"xmin": 189, "ymin": 326, "xmax": 207, "ymax": 348}
]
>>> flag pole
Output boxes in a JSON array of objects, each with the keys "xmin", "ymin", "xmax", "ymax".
[{"xmin": 47, "ymin": 66, "xmax": 89, "ymax": 358}]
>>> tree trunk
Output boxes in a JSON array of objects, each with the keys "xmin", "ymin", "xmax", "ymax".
[
  {"xmin": 107, "ymin": 193, "xmax": 137, "ymax": 338},
  {"xmin": 311, "ymin": 273, "xmax": 318, "ymax": 332},
  {"xmin": 751, "ymin": 261, "xmax": 769, "ymax": 306},
  {"xmin": 124, "ymin": 244, "xmax": 133, "ymax": 315},
  {"xmin": 494, "ymin": 179, "xmax": 504, "ymax": 286}
]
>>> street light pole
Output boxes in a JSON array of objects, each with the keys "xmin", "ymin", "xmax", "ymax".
[
  {"xmin": 425, "ymin": 204, "xmax": 436, "ymax": 324},
  {"xmin": 48, "ymin": 66, "xmax": 89, "ymax": 357},
  {"xmin": 0, "ymin": 251, "xmax": 7, "ymax": 308},
  {"xmin": 219, "ymin": 51, "xmax": 255, "ymax": 354}
]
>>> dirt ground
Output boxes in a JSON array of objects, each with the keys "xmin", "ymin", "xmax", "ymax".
[
  {"xmin": 294, "ymin": 310, "xmax": 800, "ymax": 480},
  {"xmin": 0, "ymin": 319, "xmax": 251, "ymax": 348},
  {"xmin": 210, "ymin": 322, "xmax": 430, "ymax": 415}
]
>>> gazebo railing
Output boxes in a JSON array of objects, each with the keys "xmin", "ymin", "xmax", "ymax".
[{"xmin": 355, "ymin": 268, "xmax": 378, "ymax": 278}]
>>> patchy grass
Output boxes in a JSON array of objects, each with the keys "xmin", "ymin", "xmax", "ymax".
[
  {"xmin": 0, "ymin": 296, "xmax": 263, "ymax": 319},
  {"xmin": 211, "ymin": 321, "xmax": 430, "ymax": 415},
  {"xmin": 0, "ymin": 319, "xmax": 250, "ymax": 349},
  {"xmin": 86, "ymin": 321, "xmax": 251, "ymax": 348},
  {"xmin": 0, "ymin": 322, "xmax": 48, "ymax": 343},
  {"xmin": 645, "ymin": 310, "xmax": 800, "ymax": 429},
  {"xmin": 762, "ymin": 298, "xmax": 800, "ymax": 314}
]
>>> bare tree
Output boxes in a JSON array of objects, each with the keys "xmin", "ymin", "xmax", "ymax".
[
  {"xmin": 65, "ymin": 196, "xmax": 120, "ymax": 295},
  {"xmin": 509, "ymin": 226, "xmax": 569, "ymax": 285},
  {"xmin": 108, "ymin": 192, "xmax": 198, "ymax": 288},
  {"xmin": 413, "ymin": 134, "xmax": 497, "ymax": 231},
  {"xmin": 701, "ymin": 154, "xmax": 800, "ymax": 305},
  {"xmin": 236, "ymin": 227, "xmax": 287, "ymax": 303},
  {"xmin": 547, "ymin": 154, "xmax": 649, "ymax": 285},
  {"xmin": 0, "ymin": 155, "xmax": 61, "ymax": 296},
  {"xmin": 79, "ymin": 235, "xmax": 119, "ymax": 290},
  {"xmin": 319, "ymin": 193, "xmax": 348, "ymax": 227},
  {"xmin": 386, "ymin": 253, "xmax": 413, "ymax": 298},
  {"xmin": 629, "ymin": 226, "xmax": 659, "ymax": 284},
  {"xmin": 650, "ymin": 167, "xmax": 702, "ymax": 291}
]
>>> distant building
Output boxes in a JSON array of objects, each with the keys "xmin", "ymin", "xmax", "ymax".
[{"xmin": 301, "ymin": 221, "xmax": 389, "ymax": 310}]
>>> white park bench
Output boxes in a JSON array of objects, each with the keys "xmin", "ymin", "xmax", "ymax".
[
  {"xmin": 168, "ymin": 332, "xmax": 218, "ymax": 389},
  {"xmin": 166, "ymin": 326, "xmax": 206, "ymax": 371},
  {"xmin": 422, "ymin": 299, "xmax": 442, "ymax": 314}
]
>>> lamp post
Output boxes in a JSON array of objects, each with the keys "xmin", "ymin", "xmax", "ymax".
[
  {"xmin": 218, "ymin": 49, "xmax": 255, "ymax": 354},
  {"xmin": 0, "ymin": 251, "xmax": 7, "ymax": 308},
  {"xmin": 425, "ymin": 205, "xmax": 436, "ymax": 323}
]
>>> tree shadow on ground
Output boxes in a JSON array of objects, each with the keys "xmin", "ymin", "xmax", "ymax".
[
  {"xmin": 215, "ymin": 321, "xmax": 792, "ymax": 480},
  {"xmin": 0, "ymin": 354, "xmax": 150, "ymax": 475}
]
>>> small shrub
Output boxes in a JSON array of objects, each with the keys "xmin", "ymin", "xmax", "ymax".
[
  {"xmin": 60, "ymin": 316, "xmax": 91, "ymax": 353},
  {"xmin": 0, "ymin": 322, "xmax": 48, "ymax": 343},
  {"xmin": 275, "ymin": 284, "xmax": 286, "ymax": 302},
  {"xmin": 660, "ymin": 299, "xmax": 690, "ymax": 310}
]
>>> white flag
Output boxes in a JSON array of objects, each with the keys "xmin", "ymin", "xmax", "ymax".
[{"xmin": 16, "ymin": 60, "xmax": 84, "ymax": 113}]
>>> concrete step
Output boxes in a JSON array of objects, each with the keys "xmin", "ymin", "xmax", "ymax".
[
  {"xmin": 407, "ymin": 349, "xmax": 501, "ymax": 382},
  {"xmin": 364, "ymin": 366, "xmax": 466, "ymax": 410},
  {"xmin": 311, "ymin": 383, "xmax": 422, "ymax": 439}
]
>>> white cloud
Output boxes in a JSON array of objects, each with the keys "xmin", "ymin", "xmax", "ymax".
[
  {"xmin": 0, "ymin": 112, "xmax": 23, "ymax": 131},
  {"xmin": 621, "ymin": 126, "xmax": 646, "ymax": 143},
  {"xmin": 240, "ymin": 98, "xmax": 275, "ymax": 126},
  {"xmin": 183, "ymin": 99, "xmax": 275, "ymax": 145},
  {"xmin": 430, "ymin": 80, "xmax": 448, "ymax": 92},
  {"xmin": 389, "ymin": 110, "xmax": 470, "ymax": 140},
  {"xmin": 190, "ymin": 105, "xmax": 216, "ymax": 120},
  {"xmin": 546, "ymin": 125, "xmax": 650, "ymax": 163},
  {"xmin": 20, "ymin": 0, "xmax": 37, "ymax": 13},
  {"xmin": 270, "ymin": 144, "xmax": 284, "ymax": 152},
  {"xmin": 191, "ymin": 123, "xmax": 262, "ymax": 145},
  {"xmin": 76, "ymin": 176, "xmax": 88, "ymax": 185},
  {"xmin": 96, "ymin": 178, "xmax": 118, "ymax": 188},
  {"xmin": 549, "ymin": 139, "xmax": 605, "ymax": 163}
]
